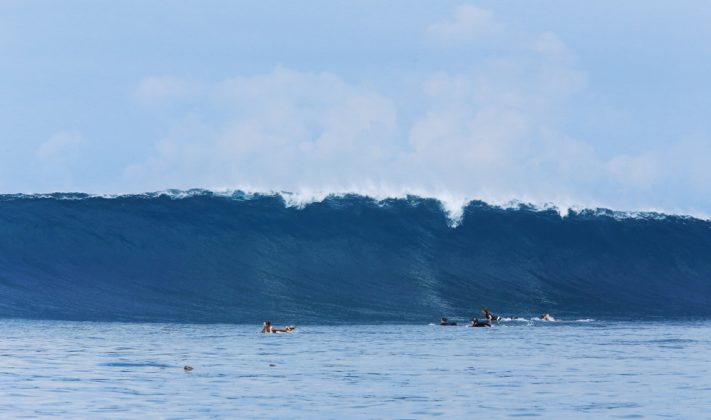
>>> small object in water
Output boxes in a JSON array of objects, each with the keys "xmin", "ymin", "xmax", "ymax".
[
  {"xmin": 470, "ymin": 318, "xmax": 491, "ymax": 328},
  {"xmin": 269, "ymin": 363, "xmax": 276, "ymax": 367},
  {"xmin": 183, "ymin": 365, "xmax": 193, "ymax": 371},
  {"xmin": 439, "ymin": 317, "xmax": 457, "ymax": 326},
  {"xmin": 539, "ymin": 313, "xmax": 554, "ymax": 321},
  {"xmin": 482, "ymin": 308, "xmax": 502, "ymax": 321},
  {"xmin": 261, "ymin": 320, "xmax": 296, "ymax": 333}
]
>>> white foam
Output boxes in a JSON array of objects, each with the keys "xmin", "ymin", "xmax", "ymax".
[
  {"xmin": 3, "ymin": 188, "xmax": 708, "ymax": 226},
  {"xmin": 531, "ymin": 316, "xmax": 557, "ymax": 322},
  {"xmin": 498, "ymin": 317, "xmax": 529, "ymax": 322}
]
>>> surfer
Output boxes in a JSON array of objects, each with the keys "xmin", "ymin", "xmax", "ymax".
[
  {"xmin": 482, "ymin": 308, "xmax": 502, "ymax": 321},
  {"xmin": 440, "ymin": 317, "xmax": 457, "ymax": 326},
  {"xmin": 260, "ymin": 320, "xmax": 296, "ymax": 333},
  {"xmin": 470, "ymin": 318, "xmax": 491, "ymax": 328},
  {"xmin": 539, "ymin": 313, "xmax": 554, "ymax": 321}
]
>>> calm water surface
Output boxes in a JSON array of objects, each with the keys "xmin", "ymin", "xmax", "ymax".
[{"xmin": 1, "ymin": 320, "xmax": 709, "ymax": 418}]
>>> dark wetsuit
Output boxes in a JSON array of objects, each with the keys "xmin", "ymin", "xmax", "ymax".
[{"xmin": 484, "ymin": 312, "xmax": 501, "ymax": 321}]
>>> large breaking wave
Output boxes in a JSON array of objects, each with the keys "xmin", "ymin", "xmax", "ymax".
[{"xmin": 1, "ymin": 190, "xmax": 710, "ymax": 323}]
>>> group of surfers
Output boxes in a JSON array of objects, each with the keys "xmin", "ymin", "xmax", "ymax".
[
  {"xmin": 260, "ymin": 308, "xmax": 554, "ymax": 333},
  {"xmin": 440, "ymin": 308, "xmax": 554, "ymax": 328}
]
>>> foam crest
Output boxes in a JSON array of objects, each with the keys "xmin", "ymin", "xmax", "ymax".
[{"xmin": 0, "ymin": 188, "xmax": 707, "ymax": 225}]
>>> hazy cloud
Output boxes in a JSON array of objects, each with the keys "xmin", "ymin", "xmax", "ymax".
[
  {"xmin": 31, "ymin": 130, "xmax": 88, "ymax": 191},
  {"xmin": 119, "ymin": 4, "xmax": 711, "ymax": 217},
  {"xmin": 134, "ymin": 76, "xmax": 204, "ymax": 106},
  {"xmin": 427, "ymin": 4, "xmax": 504, "ymax": 45},
  {"xmin": 126, "ymin": 67, "xmax": 399, "ymax": 192},
  {"xmin": 35, "ymin": 131, "xmax": 86, "ymax": 162}
]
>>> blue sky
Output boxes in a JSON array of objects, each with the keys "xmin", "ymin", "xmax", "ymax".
[{"xmin": 2, "ymin": 1, "xmax": 711, "ymax": 215}]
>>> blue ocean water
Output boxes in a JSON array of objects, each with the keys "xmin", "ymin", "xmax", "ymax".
[
  {"xmin": 1, "ymin": 319, "xmax": 709, "ymax": 418},
  {"xmin": 1, "ymin": 191, "xmax": 711, "ymax": 322},
  {"xmin": 2, "ymin": 192, "xmax": 710, "ymax": 416}
]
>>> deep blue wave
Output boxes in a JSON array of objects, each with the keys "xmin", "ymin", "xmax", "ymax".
[{"xmin": 1, "ymin": 190, "xmax": 710, "ymax": 323}]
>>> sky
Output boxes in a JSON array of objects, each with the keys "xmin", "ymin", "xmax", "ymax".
[{"xmin": 2, "ymin": 1, "xmax": 711, "ymax": 215}]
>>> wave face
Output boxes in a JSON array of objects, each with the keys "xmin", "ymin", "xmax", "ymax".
[{"xmin": 1, "ymin": 191, "xmax": 710, "ymax": 322}]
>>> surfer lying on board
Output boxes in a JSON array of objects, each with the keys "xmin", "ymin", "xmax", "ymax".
[
  {"xmin": 539, "ymin": 313, "xmax": 554, "ymax": 321},
  {"xmin": 440, "ymin": 317, "xmax": 457, "ymax": 326},
  {"xmin": 482, "ymin": 308, "xmax": 502, "ymax": 321},
  {"xmin": 470, "ymin": 318, "xmax": 491, "ymax": 328},
  {"xmin": 260, "ymin": 320, "xmax": 296, "ymax": 333}
]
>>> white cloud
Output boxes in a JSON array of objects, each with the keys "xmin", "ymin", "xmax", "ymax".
[
  {"xmin": 532, "ymin": 31, "xmax": 572, "ymax": 61},
  {"xmin": 427, "ymin": 4, "xmax": 504, "ymax": 45},
  {"xmin": 124, "ymin": 6, "xmax": 596, "ymax": 210},
  {"xmin": 126, "ymin": 50, "xmax": 595, "ymax": 212},
  {"xmin": 31, "ymin": 130, "xmax": 88, "ymax": 192},
  {"xmin": 607, "ymin": 152, "xmax": 659, "ymax": 188},
  {"xmin": 121, "ymin": 5, "xmax": 711, "ymax": 218},
  {"xmin": 35, "ymin": 131, "xmax": 85, "ymax": 162},
  {"xmin": 134, "ymin": 76, "xmax": 203, "ymax": 105},
  {"xmin": 126, "ymin": 67, "xmax": 399, "ymax": 192},
  {"xmin": 399, "ymin": 23, "xmax": 591, "ymax": 203},
  {"xmin": 591, "ymin": 138, "xmax": 711, "ymax": 215}
]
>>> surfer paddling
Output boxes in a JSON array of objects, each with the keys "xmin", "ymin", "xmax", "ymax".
[
  {"xmin": 439, "ymin": 317, "xmax": 457, "ymax": 326},
  {"xmin": 470, "ymin": 318, "xmax": 491, "ymax": 328},
  {"xmin": 482, "ymin": 308, "xmax": 502, "ymax": 321},
  {"xmin": 260, "ymin": 320, "xmax": 295, "ymax": 333}
]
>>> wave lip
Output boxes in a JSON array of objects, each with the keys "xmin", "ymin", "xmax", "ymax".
[
  {"xmin": 0, "ymin": 190, "xmax": 710, "ymax": 323},
  {"xmin": 1, "ymin": 188, "xmax": 705, "ymax": 223}
]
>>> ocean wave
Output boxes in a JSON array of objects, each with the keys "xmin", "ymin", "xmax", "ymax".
[
  {"xmin": 0, "ymin": 190, "xmax": 710, "ymax": 322},
  {"xmin": 0, "ymin": 189, "xmax": 703, "ymax": 226}
]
